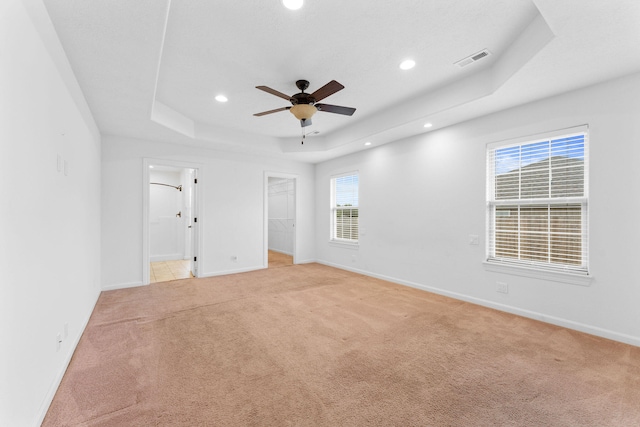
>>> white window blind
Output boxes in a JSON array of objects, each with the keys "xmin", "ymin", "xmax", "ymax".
[
  {"xmin": 486, "ymin": 128, "xmax": 588, "ymax": 274},
  {"xmin": 331, "ymin": 173, "xmax": 359, "ymax": 242}
]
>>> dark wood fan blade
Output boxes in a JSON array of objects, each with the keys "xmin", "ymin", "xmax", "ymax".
[
  {"xmin": 253, "ymin": 106, "xmax": 290, "ymax": 116},
  {"xmin": 310, "ymin": 80, "xmax": 344, "ymax": 102},
  {"xmin": 256, "ymin": 86, "xmax": 292, "ymax": 101},
  {"xmin": 301, "ymin": 118, "xmax": 312, "ymax": 127},
  {"xmin": 315, "ymin": 103, "xmax": 356, "ymax": 116}
]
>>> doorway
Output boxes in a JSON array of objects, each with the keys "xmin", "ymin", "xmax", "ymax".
[
  {"xmin": 265, "ymin": 173, "xmax": 297, "ymax": 268},
  {"xmin": 143, "ymin": 160, "xmax": 200, "ymax": 284}
]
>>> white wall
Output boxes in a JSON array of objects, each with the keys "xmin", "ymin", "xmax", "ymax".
[
  {"xmin": 268, "ymin": 177, "xmax": 295, "ymax": 255},
  {"xmin": 0, "ymin": 1, "xmax": 102, "ymax": 425},
  {"xmin": 101, "ymin": 136, "xmax": 315, "ymax": 289},
  {"xmin": 315, "ymin": 72, "xmax": 640, "ymax": 346}
]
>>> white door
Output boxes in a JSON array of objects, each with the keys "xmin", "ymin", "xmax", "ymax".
[{"xmin": 190, "ymin": 169, "xmax": 199, "ymax": 277}]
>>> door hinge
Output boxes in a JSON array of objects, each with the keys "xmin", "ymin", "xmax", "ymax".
[
  {"xmin": 194, "ymin": 217, "xmax": 197, "ymax": 223},
  {"xmin": 194, "ymin": 257, "xmax": 197, "ymax": 262},
  {"xmin": 194, "ymin": 178, "xmax": 198, "ymax": 184}
]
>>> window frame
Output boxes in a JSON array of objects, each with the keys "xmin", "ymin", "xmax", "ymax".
[
  {"xmin": 485, "ymin": 126, "xmax": 589, "ymax": 277},
  {"xmin": 330, "ymin": 171, "xmax": 359, "ymax": 245}
]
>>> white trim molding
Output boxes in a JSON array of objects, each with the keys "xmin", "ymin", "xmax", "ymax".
[{"xmin": 317, "ymin": 260, "xmax": 639, "ymax": 348}]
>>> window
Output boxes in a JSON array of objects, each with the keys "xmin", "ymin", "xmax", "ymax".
[
  {"xmin": 486, "ymin": 127, "xmax": 588, "ymax": 274},
  {"xmin": 331, "ymin": 173, "xmax": 359, "ymax": 243}
]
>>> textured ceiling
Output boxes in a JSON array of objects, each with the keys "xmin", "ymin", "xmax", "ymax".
[{"xmin": 43, "ymin": 0, "xmax": 640, "ymax": 163}]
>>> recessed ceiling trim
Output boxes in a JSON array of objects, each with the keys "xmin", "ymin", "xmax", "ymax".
[
  {"xmin": 151, "ymin": 0, "xmax": 173, "ymax": 111},
  {"xmin": 151, "ymin": 100, "xmax": 195, "ymax": 138},
  {"xmin": 147, "ymin": 2, "xmax": 554, "ymax": 163}
]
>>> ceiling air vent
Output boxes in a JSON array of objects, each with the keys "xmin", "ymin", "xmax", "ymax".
[{"xmin": 455, "ymin": 49, "xmax": 491, "ymax": 68}]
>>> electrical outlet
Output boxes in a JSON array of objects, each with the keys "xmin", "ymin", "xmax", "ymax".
[
  {"xmin": 496, "ymin": 282, "xmax": 508, "ymax": 294},
  {"xmin": 231, "ymin": 255, "xmax": 237, "ymax": 262},
  {"xmin": 469, "ymin": 234, "xmax": 479, "ymax": 245}
]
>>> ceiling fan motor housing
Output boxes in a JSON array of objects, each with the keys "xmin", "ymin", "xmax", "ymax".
[
  {"xmin": 290, "ymin": 81, "xmax": 317, "ymax": 122},
  {"xmin": 291, "ymin": 92, "xmax": 315, "ymax": 105}
]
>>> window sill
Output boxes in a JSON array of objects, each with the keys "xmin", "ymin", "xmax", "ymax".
[
  {"xmin": 328, "ymin": 240, "xmax": 359, "ymax": 250},
  {"xmin": 483, "ymin": 261, "xmax": 592, "ymax": 286}
]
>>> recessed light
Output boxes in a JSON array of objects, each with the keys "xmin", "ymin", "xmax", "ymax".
[
  {"xmin": 282, "ymin": 0, "xmax": 303, "ymax": 10},
  {"xmin": 364, "ymin": 142, "xmax": 372, "ymax": 146},
  {"xmin": 423, "ymin": 123, "xmax": 433, "ymax": 128},
  {"xmin": 215, "ymin": 95, "xmax": 228, "ymax": 103},
  {"xmin": 399, "ymin": 59, "xmax": 415, "ymax": 70},
  {"xmin": 149, "ymin": 165, "xmax": 154, "ymax": 169}
]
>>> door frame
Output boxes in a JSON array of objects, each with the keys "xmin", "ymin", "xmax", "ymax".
[
  {"xmin": 143, "ymin": 158, "xmax": 203, "ymax": 285},
  {"xmin": 264, "ymin": 171, "xmax": 299, "ymax": 268}
]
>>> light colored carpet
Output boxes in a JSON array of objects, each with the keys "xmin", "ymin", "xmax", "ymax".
[{"xmin": 44, "ymin": 263, "xmax": 640, "ymax": 426}]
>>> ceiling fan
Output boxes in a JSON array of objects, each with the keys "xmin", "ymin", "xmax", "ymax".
[{"xmin": 253, "ymin": 80, "xmax": 356, "ymax": 128}]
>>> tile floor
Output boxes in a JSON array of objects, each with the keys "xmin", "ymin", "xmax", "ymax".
[
  {"xmin": 150, "ymin": 259, "xmax": 193, "ymax": 283},
  {"xmin": 151, "ymin": 253, "xmax": 292, "ymax": 283},
  {"xmin": 268, "ymin": 250, "xmax": 293, "ymax": 268}
]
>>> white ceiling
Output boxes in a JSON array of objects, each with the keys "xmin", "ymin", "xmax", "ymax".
[{"xmin": 43, "ymin": 0, "xmax": 640, "ymax": 163}]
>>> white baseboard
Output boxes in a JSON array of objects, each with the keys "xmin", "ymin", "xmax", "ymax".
[
  {"xmin": 200, "ymin": 265, "xmax": 266, "ymax": 277},
  {"xmin": 317, "ymin": 260, "xmax": 640, "ymax": 348},
  {"xmin": 101, "ymin": 261, "xmax": 314, "ymax": 289},
  {"xmin": 35, "ymin": 289, "xmax": 101, "ymax": 427},
  {"xmin": 102, "ymin": 281, "xmax": 146, "ymax": 291},
  {"xmin": 93, "ymin": 259, "xmax": 640, "ymax": 347}
]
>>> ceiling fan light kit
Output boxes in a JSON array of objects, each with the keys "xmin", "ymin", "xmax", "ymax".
[{"xmin": 290, "ymin": 104, "xmax": 317, "ymax": 122}]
